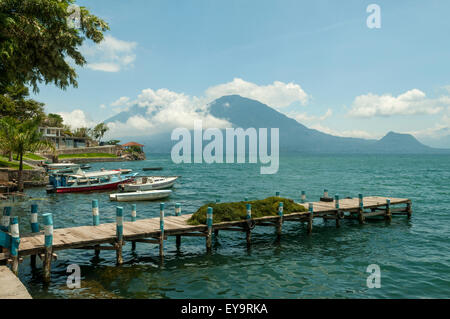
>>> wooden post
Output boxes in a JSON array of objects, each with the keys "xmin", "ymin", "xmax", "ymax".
[
  {"xmin": 43, "ymin": 213, "xmax": 53, "ymax": 282},
  {"xmin": 206, "ymin": 207, "xmax": 213, "ymax": 252},
  {"xmin": 92, "ymin": 199, "xmax": 99, "ymax": 226},
  {"xmin": 301, "ymin": 191, "xmax": 306, "ymax": 203},
  {"xmin": 246, "ymin": 203, "xmax": 252, "ymax": 245},
  {"xmin": 131, "ymin": 204, "xmax": 137, "ymax": 250},
  {"xmin": 1, "ymin": 206, "xmax": 11, "ymax": 232},
  {"xmin": 159, "ymin": 203, "xmax": 165, "ymax": 258},
  {"xmin": 175, "ymin": 203, "xmax": 181, "ymax": 249},
  {"xmin": 276, "ymin": 202, "xmax": 283, "ymax": 237},
  {"xmin": 307, "ymin": 203, "xmax": 313, "ymax": 234},
  {"xmin": 335, "ymin": 195, "xmax": 341, "ymax": 228},
  {"xmin": 385, "ymin": 199, "xmax": 392, "ymax": 222},
  {"xmin": 406, "ymin": 202, "xmax": 412, "ymax": 219},
  {"xmin": 115, "ymin": 207, "xmax": 123, "ymax": 265},
  {"xmin": 30, "ymin": 204, "xmax": 39, "ymax": 267},
  {"xmin": 10, "ymin": 216, "xmax": 20, "ymax": 275},
  {"xmin": 358, "ymin": 194, "xmax": 365, "ymax": 224}
]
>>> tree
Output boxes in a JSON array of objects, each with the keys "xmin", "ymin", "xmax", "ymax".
[
  {"xmin": 44, "ymin": 113, "xmax": 64, "ymax": 127},
  {"xmin": 0, "ymin": 82, "xmax": 45, "ymax": 120},
  {"xmin": 0, "ymin": 0, "xmax": 109, "ymax": 94},
  {"xmin": 72, "ymin": 127, "xmax": 92, "ymax": 138},
  {"xmin": 0, "ymin": 117, "xmax": 54, "ymax": 192},
  {"xmin": 92, "ymin": 122, "xmax": 109, "ymax": 142},
  {"xmin": 0, "ymin": 116, "xmax": 16, "ymax": 160}
]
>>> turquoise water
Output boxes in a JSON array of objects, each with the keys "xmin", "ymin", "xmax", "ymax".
[{"xmin": 5, "ymin": 154, "xmax": 450, "ymax": 298}]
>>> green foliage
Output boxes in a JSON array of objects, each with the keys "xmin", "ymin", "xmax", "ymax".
[
  {"xmin": 0, "ymin": 83, "xmax": 45, "ymax": 120},
  {"xmin": 105, "ymin": 139, "xmax": 120, "ymax": 145},
  {"xmin": 92, "ymin": 122, "xmax": 109, "ymax": 141},
  {"xmin": 43, "ymin": 113, "xmax": 64, "ymax": 127},
  {"xmin": 58, "ymin": 152, "xmax": 117, "ymax": 159},
  {"xmin": 0, "ymin": 0, "xmax": 109, "ymax": 94},
  {"xmin": 126, "ymin": 145, "xmax": 143, "ymax": 154},
  {"xmin": 187, "ymin": 197, "xmax": 307, "ymax": 225},
  {"xmin": 72, "ymin": 126, "xmax": 92, "ymax": 138}
]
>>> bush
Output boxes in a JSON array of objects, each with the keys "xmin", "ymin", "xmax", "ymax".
[{"xmin": 187, "ymin": 196, "xmax": 307, "ymax": 225}]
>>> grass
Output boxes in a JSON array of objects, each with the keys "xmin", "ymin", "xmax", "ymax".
[
  {"xmin": 59, "ymin": 152, "xmax": 117, "ymax": 159},
  {"xmin": 187, "ymin": 196, "xmax": 307, "ymax": 225},
  {"xmin": 0, "ymin": 157, "xmax": 34, "ymax": 170}
]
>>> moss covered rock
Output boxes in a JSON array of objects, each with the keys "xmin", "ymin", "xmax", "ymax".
[{"xmin": 187, "ymin": 196, "xmax": 307, "ymax": 225}]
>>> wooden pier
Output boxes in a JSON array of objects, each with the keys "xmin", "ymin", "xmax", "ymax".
[
  {"xmin": 0, "ymin": 266, "xmax": 32, "ymax": 299},
  {"xmin": 0, "ymin": 194, "xmax": 412, "ymax": 286}
]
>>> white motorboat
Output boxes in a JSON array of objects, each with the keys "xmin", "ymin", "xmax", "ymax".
[
  {"xmin": 119, "ymin": 176, "xmax": 179, "ymax": 192},
  {"xmin": 109, "ymin": 189, "xmax": 172, "ymax": 202}
]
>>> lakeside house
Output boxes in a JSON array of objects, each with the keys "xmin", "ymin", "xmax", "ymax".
[
  {"xmin": 122, "ymin": 141, "xmax": 144, "ymax": 152},
  {"xmin": 38, "ymin": 127, "xmax": 96, "ymax": 149}
]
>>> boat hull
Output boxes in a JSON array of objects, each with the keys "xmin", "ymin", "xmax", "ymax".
[
  {"xmin": 47, "ymin": 179, "xmax": 132, "ymax": 193},
  {"xmin": 122, "ymin": 179, "xmax": 177, "ymax": 192},
  {"xmin": 110, "ymin": 190, "xmax": 172, "ymax": 202}
]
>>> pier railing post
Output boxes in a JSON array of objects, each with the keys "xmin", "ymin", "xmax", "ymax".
[
  {"xmin": 385, "ymin": 199, "xmax": 392, "ymax": 222},
  {"xmin": 10, "ymin": 216, "xmax": 20, "ymax": 275},
  {"xmin": 335, "ymin": 195, "xmax": 341, "ymax": 228},
  {"xmin": 1, "ymin": 207, "xmax": 11, "ymax": 232},
  {"xmin": 324, "ymin": 189, "xmax": 328, "ymax": 198},
  {"xmin": 276, "ymin": 191, "xmax": 280, "ymax": 197},
  {"xmin": 115, "ymin": 207, "xmax": 123, "ymax": 265},
  {"xmin": 30, "ymin": 204, "xmax": 39, "ymax": 267},
  {"xmin": 43, "ymin": 213, "xmax": 53, "ymax": 282},
  {"xmin": 206, "ymin": 207, "xmax": 213, "ymax": 252},
  {"xmin": 246, "ymin": 203, "xmax": 252, "ymax": 245},
  {"xmin": 301, "ymin": 191, "xmax": 306, "ymax": 203},
  {"xmin": 406, "ymin": 201, "xmax": 412, "ymax": 219},
  {"xmin": 92, "ymin": 200, "xmax": 101, "ymax": 257},
  {"xmin": 244, "ymin": 197, "xmax": 248, "ymax": 201},
  {"xmin": 175, "ymin": 203, "xmax": 181, "ymax": 249},
  {"xmin": 307, "ymin": 203, "xmax": 313, "ymax": 234},
  {"xmin": 276, "ymin": 202, "xmax": 283, "ymax": 237},
  {"xmin": 358, "ymin": 194, "xmax": 365, "ymax": 224},
  {"xmin": 131, "ymin": 204, "xmax": 137, "ymax": 250},
  {"xmin": 159, "ymin": 203, "xmax": 165, "ymax": 258}
]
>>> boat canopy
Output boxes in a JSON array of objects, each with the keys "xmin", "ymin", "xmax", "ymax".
[{"xmin": 69, "ymin": 170, "xmax": 121, "ymax": 178}]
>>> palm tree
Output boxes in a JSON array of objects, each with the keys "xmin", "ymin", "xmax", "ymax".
[
  {"xmin": 92, "ymin": 122, "xmax": 109, "ymax": 142},
  {"xmin": 0, "ymin": 117, "xmax": 54, "ymax": 192}
]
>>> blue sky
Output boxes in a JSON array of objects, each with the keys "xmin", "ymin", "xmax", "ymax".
[{"xmin": 33, "ymin": 0, "xmax": 450, "ymax": 147}]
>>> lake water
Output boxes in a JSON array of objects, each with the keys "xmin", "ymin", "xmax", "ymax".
[{"xmin": 6, "ymin": 154, "xmax": 450, "ymax": 298}]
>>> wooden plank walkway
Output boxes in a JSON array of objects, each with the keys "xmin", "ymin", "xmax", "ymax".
[
  {"xmin": 0, "ymin": 195, "xmax": 412, "ymax": 284},
  {"xmin": 0, "ymin": 266, "xmax": 32, "ymax": 299}
]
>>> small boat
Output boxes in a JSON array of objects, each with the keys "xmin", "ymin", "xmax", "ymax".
[
  {"xmin": 46, "ymin": 169, "xmax": 134, "ymax": 193},
  {"xmin": 119, "ymin": 176, "xmax": 179, "ymax": 192},
  {"xmin": 80, "ymin": 164, "xmax": 91, "ymax": 170},
  {"xmin": 109, "ymin": 190, "xmax": 172, "ymax": 202},
  {"xmin": 142, "ymin": 167, "xmax": 163, "ymax": 171},
  {"xmin": 44, "ymin": 163, "xmax": 80, "ymax": 174},
  {"xmin": 113, "ymin": 168, "xmax": 132, "ymax": 174}
]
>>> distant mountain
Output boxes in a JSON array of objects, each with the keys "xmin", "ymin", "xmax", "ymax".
[{"xmin": 104, "ymin": 94, "xmax": 450, "ymax": 154}]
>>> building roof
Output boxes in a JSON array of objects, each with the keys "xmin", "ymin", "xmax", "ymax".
[{"xmin": 122, "ymin": 142, "xmax": 144, "ymax": 147}]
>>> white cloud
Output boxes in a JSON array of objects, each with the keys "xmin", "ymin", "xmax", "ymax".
[
  {"xmin": 205, "ymin": 78, "xmax": 309, "ymax": 109},
  {"xmin": 100, "ymin": 104, "xmax": 106, "ymax": 109},
  {"xmin": 81, "ymin": 35, "xmax": 137, "ymax": 72},
  {"xmin": 310, "ymin": 124, "xmax": 377, "ymax": 139},
  {"xmin": 348, "ymin": 89, "xmax": 448, "ymax": 117},
  {"xmin": 57, "ymin": 109, "xmax": 96, "ymax": 129},
  {"xmin": 290, "ymin": 108, "xmax": 332, "ymax": 123},
  {"xmin": 110, "ymin": 96, "xmax": 130, "ymax": 107}
]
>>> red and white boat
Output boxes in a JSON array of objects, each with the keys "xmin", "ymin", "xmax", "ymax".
[{"xmin": 46, "ymin": 170, "xmax": 137, "ymax": 193}]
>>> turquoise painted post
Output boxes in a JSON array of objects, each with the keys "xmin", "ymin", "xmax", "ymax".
[
  {"xmin": 92, "ymin": 200, "xmax": 99, "ymax": 226},
  {"xmin": 175, "ymin": 203, "xmax": 181, "ymax": 216},
  {"xmin": 244, "ymin": 197, "xmax": 248, "ymax": 202},
  {"xmin": 10, "ymin": 216, "xmax": 20, "ymax": 275},
  {"xmin": 358, "ymin": 194, "xmax": 363, "ymax": 208},
  {"xmin": 307, "ymin": 203, "xmax": 314, "ymax": 234},
  {"xmin": 278, "ymin": 202, "xmax": 283, "ymax": 217},
  {"xmin": 206, "ymin": 207, "xmax": 213, "ymax": 251},
  {"xmin": 1, "ymin": 207, "xmax": 11, "ymax": 232},
  {"xmin": 115, "ymin": 206, "xmax": 124, "ymax": 264},
  {"xmin": 276, "ymin": 191, "xmax": 280, "ymax": 197},
  {"xmin": 386, "ymin": 199, "xmax": 392, "ymax": 221},
  {"xmin": 131, "ymin": 204, "xmax": 137, "ymax": 222},
  {"xmin": 159, "ymin": 203, "xmax": 165, "ymax": 257},
  {"xmin": 116, "ymin": 207, "xmax": 123, "ymax": 242},
  {"xmin": 30, "ymin": 204, "xmax": 39, "ymax": 233},
  {"xmin": 335, "ymin": 195, "xmax": 341, "ymax": 228},
  {"xmin": 43, "ymin": 213, "xmax": 53, "ymax": 282},
  {"xmin": 324, "ymin": 189, "xmax": 328, "ymax": 198},
  {"xmin": 246, "ymin": 203, "xmax": 252, "ymax": 220},
  {"xmin": 301, "ymin": 191, "xmax": 306, "ymax": 203},
  {"xmin": 215, "ymin": 199, "xmax": 220, "ymax": 203}
]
